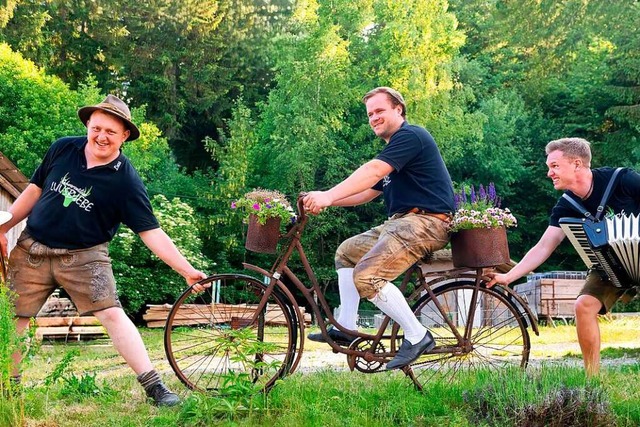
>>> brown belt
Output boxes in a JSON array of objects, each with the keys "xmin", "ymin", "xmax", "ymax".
[{"xmin": 406, "ymin": 208, "xmax": 452, "ymax": 223}]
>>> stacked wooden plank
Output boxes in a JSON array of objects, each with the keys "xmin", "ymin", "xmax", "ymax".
[
  {"xmin": 514, "ymin": 271, "xmax": 586, "ymax": 320},
  {"xmin": 144, "ymin": 303, "xmax": 311, "ymax": 328},
  {"xmin": 34, "ymin": 316, "xmax": 106, "ymax": 341}
]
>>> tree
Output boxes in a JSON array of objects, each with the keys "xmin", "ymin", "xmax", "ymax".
[
  {"xmin": 1, "ymin": 0, "xmax": 295, "ymax": 172},
  {"xmin": 0, "ymin": 0, "xmax": 18, "ymax": 28},
  {"xmin": 0, "ymin": 43, "xmax": 90, "ymax": 176}
]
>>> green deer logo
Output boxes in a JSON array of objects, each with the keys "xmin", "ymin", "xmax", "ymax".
[{"xmin": 60, "ymin": 174, "xmax": 92, "ymax": 207}]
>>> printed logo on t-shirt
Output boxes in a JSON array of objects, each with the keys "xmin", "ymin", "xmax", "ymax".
[
  {"xmin": 50, "ymin": 173, "xmax": 94, "ymax": 212},
  {"xmin": 382, "ymin": 176, "xmax": 391, "ymax": 187}
]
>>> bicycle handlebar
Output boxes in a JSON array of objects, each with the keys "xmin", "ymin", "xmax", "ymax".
[{"xmin": 296, "ymin": 193, "xmax": 308, "ymax": 223}]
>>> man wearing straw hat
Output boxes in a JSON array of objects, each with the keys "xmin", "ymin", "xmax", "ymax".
[{"xmin": 0, "ymin": 95, "xmax": 207, "ymax": 406}]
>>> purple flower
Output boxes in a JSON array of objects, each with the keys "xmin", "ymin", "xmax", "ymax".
[
  {"xmin": 231, "ymin": 201, "xmax": 237, "ymax": 209},
  {"xmin": 253, "ymin": 203, "xmax": 260, "ymax": 210},
  {"xmin": 488, "ymin": 183, "xmax": 497, "ymax": 203},
  {"xmin": 478, "ymin": 184, "xmax": 486, "ymax": 202}
]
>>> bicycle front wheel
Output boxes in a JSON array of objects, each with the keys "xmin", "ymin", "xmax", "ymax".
[
  {"xmin": 164, "ymin": 274, "xmax": 297, "ymax": 393},
  {"xmin": 408, "ymin": 281, "xmax": 530, "ymax": 389}
]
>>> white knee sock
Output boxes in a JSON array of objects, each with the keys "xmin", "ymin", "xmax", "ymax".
[
  {"xmin": 335, "ymin": 268, "xmax": 359, "ymax": 330},
  {"xmin": 368, "ymin": 282, "xmax": 426, "ymax": 344}
]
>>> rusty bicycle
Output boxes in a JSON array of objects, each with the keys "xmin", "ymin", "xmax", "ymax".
[{"xmin": 163, "ymin": 196, "xmax": 539, "ymax": 392}]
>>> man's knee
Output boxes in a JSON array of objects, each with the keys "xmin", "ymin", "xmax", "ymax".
[
  {"xmin": 93, "ymin": 306, "xmax": 127, "ymax": 325},
  {"xmin": 335, "ymin": 241, "xmax": 355, "ymax": 270},
  {"xmin": 352, "ymin": 267, "xmax": 384, "ymax": 300},
  {"xmin": 575, "ymin": 294, "xmax": 602, "ymax": 318}
]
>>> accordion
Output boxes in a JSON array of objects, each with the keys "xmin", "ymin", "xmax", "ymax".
[{"xmin": 559, "ymin": 215, "xmax": 640, "ymax": 288}]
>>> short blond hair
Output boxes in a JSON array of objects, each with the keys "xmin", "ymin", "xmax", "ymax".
[
  {"xmin": 362, "ymin": 87, "xmax": 406, "ymax": 118},
  {"xmin": 545, "ymin": 137, "xmax": 591, "ymax": 166}
]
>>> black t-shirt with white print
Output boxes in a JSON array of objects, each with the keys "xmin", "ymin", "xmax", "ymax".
[
  {"xmin": 373, "ymin": 122, "xmax": 455, "ymax": 217},
  {"xmin": 26, "ymin": 136, "xmax": 159, "ymax": 249}
]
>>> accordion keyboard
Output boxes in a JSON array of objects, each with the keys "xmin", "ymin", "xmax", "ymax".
[{"xmin": 559, "ymin": 219, "xmax": 599, "ymax": 269}]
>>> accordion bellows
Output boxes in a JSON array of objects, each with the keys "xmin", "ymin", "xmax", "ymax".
[
  {"xmin": 560, "ymin": 215, "xmax": 640, "ymax": 288},
  {"xmin": 606, "ymin": 214, "xmax": 640, "ymax": 285}
]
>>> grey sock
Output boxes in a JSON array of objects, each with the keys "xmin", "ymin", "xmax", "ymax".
[{"xmin": 137, "ymin": 370, "xmax": 161, "ymax": 393}]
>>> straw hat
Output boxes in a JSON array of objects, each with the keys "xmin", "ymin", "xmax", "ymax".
[{"xmin": 77, "ymin": 94, "xmax": 140, "ymax": 141}]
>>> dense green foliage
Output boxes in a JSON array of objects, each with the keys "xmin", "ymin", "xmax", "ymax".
[
  {"xmin": 1, "ymin": 0, "xmax": 639, "ymax": 313},
  {"xmin": 110, "ymin": 194, "xmax": 212, "ymax": 316}
]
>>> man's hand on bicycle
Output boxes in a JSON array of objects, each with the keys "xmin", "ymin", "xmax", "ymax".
[
  {"xmin": 190, "ymin": 280, "xmax": 211, "ymax": 294},
  {"xmin": 486, "ymin": 272, "xmax": 510, "ymax": 288},
  {"xmin": 303, "ymin": 191, "xmax": 330, "ymax": 215}
]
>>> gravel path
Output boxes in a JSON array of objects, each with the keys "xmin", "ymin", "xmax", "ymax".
[{"xmin": 294, "ymin": 341, "xmax": 640, "ymax": 373}]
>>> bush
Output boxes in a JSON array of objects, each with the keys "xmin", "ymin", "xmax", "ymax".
[
  {"xmin": 0, "ymin": 284, "xmax": 23, "ymax": 425},
  {"xmin": 463, "ymin": 369, "xmax": 616, "ymax": 427},
  {"xmin": 110, "ymin": 194, "xmax": 214, "ymax": 317}
]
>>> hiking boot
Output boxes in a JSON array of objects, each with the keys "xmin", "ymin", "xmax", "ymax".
[
  {"xmin": 386, "ymin": 330, "xmax": 435, "ymax": 370},
  {"xmin": 146, "ymin": 382, "xmax": 180, "ymax": 407},
  {"xmin": 308, "ymin": 326, "xmax": 357, "ymax": 346}
]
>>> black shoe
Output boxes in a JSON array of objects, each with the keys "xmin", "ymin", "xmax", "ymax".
[
  {"xmin": 308, "ymin": 326, "xmax": 357, "ymax": 346},
  {"xmin": 386, "ymin": 330, "xmax": 435, "ymax": 370},
  {"xmin": 146, "ymin": 383, "xmax": 180, "ymax": 407}
]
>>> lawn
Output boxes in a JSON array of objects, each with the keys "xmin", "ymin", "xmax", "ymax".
[{"xmin": 4, "ymin": 316, "xmax": 640, "ymax": 426}]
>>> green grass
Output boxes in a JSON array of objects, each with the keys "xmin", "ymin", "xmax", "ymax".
[{"xmin": 4, "ymin": 318, "xmax": 640, "ymax": 426}]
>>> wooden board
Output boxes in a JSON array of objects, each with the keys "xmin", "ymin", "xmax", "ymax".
[
  {"xmin": 35, "ymin": 316, "xmax": 101, "ymax": 327},
  {"xmin": 36, "ymin": 325, "xmax": 106, "ymax": 341},
  {"xmin": 144, "ymin": 303, "xmax": 311, "ymax": 328}
]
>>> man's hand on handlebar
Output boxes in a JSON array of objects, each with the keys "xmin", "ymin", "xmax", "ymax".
[{"xmin": 302, "ymin": 191, "xmax": 331, "ymax": 215}]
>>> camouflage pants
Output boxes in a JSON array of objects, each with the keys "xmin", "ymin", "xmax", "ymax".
[{"xmin": 335, "ymin": 213, "xmax": 450, "ymax": 299}]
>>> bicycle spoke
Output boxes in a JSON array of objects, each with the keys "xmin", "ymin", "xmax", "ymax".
[
  {"xmin": 408, "ymin": 282, "xmax": 530, "ymax": 389},
  {"xmin": 164, "ymin": 275, "xmax": 297, "ymax": 393}
]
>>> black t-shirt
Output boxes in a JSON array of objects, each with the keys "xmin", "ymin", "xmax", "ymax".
[
  {"xmin": 549, "ymin": 167, "xmax": 640, "ymax": 227},
  {"xmin": 26, "ymin": 136, "xmax": 159, "ymax": 249},
  {"xmin": 373, "ymin": 122, "xmax": 454, "ymax": 217}
]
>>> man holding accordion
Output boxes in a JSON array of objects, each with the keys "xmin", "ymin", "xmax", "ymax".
[{"xmin": 488, "ymin": 137, "xmax": 640, "ymax": 376}]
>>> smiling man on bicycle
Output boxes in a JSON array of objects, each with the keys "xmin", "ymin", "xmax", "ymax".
[{"xmin": 304, "ymin": 87, "xmax": 455, "ymax": 369}]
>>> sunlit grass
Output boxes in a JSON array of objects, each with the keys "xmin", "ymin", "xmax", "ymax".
[
  {"xmin": 529, "ymin": 315, "xmax": 640, "ymax": 359},
  {"xmin": 14, "ymin": 317, "xmax": 640, "ymax": 426}
]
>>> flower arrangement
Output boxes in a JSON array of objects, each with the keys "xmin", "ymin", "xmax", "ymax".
[
  {"xmin": 231, "ymin": 188, "xmax": 297, "ymax": 225},
  {"xmin": 449, "ymin": 183, "xmax": 517, "ymax": 232}
]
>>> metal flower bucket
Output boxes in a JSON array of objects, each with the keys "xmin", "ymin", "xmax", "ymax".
[
  {"xmin": 245, "ymin": 214, "xmax": 281, "ymax": 254},
  {"xmin": 451, "ymin": 226, "xmax": 510, "ymax": 268}
]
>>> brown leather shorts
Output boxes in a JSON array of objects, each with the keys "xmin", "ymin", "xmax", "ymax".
[
  {"xmin": 8, "ymin": 231, "xmax": 120, "ymax": 317},
  {"xmin": 579, "ymin": 270, "xmax": 635, "ymax": 314}
]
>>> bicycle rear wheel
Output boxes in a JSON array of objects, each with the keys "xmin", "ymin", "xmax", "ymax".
[
  {"xmin": 164, "ymin": 274, "xmax": 297, "ymax": 393},
  {"xmin": 407, "ymin": 281, "xmax": 530, "ymax": 389}
]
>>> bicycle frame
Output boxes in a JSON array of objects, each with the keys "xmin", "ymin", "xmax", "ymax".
[{"xmin": 239, "ymin": 196, "xmax": 539, "ymax": 372}]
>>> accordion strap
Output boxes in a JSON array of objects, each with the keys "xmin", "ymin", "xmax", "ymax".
[{"xmin": 562, "ymin": 167, "xmax": 623, "ymax": 222}]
